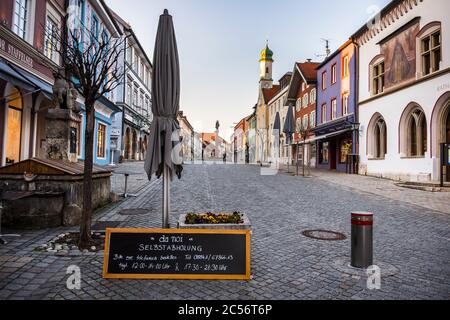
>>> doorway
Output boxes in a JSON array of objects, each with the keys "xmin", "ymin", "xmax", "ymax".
[
  {"xmin": 446, "ymin": 105, "xmax": 450, "ymax": 181},
  {"xmin": 329, "ymin": 139, "xmax": 337, "ymax": 170},
  {"xmin": 124, "ymin": 128, "xmax": 131, "ymax": 160}
]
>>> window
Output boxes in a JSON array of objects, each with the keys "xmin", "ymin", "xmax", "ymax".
[
  {"xmin": 340, "ymin": 139, "xmax": 352, "ymax": 164},
  {"xmin": 319, "ymin": 142, "xmax": 329, "ymax": 164},
  {"xmin": 310, "ymin": 111, "xmax": 316, "ymax": 128},
  {"xmin": 13, "ymin": 0, "xmax": 29, "ymax": 39},
  {"xmin": 134, "ymin": 53, "xmax": 139, "ymax": 73},
  {"xmin": 145, "ymin": 98, "xmax": 150, "ymax": 117},
  {"xmin": 97, "ymin": 123, "xmax": 106, "ymax": 159},
  {"xmin": 126, "ymin": 45, "xmax": 133, "ymax": 64},
  {"xmin": 343, "ymin": 56, "xmax": 350, "ymax": 78},
  {"xmin": 5, "ymin": 88, "xmax": 23, "ymax": 165},
  {"xmin": 133, "ymin": 89, "xmax": 138, "ymax": 107},
  {"xmin": 310, "ymin": 89, "xmax": 316, "ymax": 104},
  {"xmin": 139, "ymin": 94, "xmax": 144, "ymax": 113},
  {"xmin": 321, "ymin": 103, "xmax": 327, "ymax": 123},
  {"xmin": 147, "ymin": 71, "xmax": 151, "ymax": 87},
  {"xmin": 331, "ymin": 99, "xmax": 337, "ymax": 120},
  {"xmin": 342, "ymin": 94, "xmax": 349, "ymax": 116},
  {"xmin": 322, "ymin": 72, "xmax": 327, "ymax": 90},
  {"xmin": 373, "ymin": 61, "xmax": 385, "ymax": 95},
  {"xmin": 91, "ymin": 16, "xmax": 99, "ymax": 41},
  {"xmin": 126, "ymin": 81, "xmax": 132, "ymax": 106},
  {"xmin": 302, "ymin": 115, "xmax": 308, "ymax": 130},
  {"xmin": 72, "ymin": 0, "xmax": 83, "ymax": 26},
  {"xmin": 140, "ymin": 62, "xmax": 145, "ymax": 80},
  {"xmin": 296, "ymin": 98, "xmax": 301, "ymax": 111},
  {"xmin": 76, "ymin": 118, "xmax": 82, "ymax": 157},
  {"xmin": 331, "ymin": 64, "xmax": 337, "ymax": 84},
  {"xmin": 421, "ymin": 30, "xmax": 441, "ymax": 76},
  {"xmin": 296, "ymin": 118, "xmax": 302, "ymax": 132},
  {"xmin": 44, "ymin": 15, "xmax": 58, "ymax": 62},
  {"xmin": 370, "ymin": 117, "xmax": 387, "ymax": 159},
  {"xmin": 302, "ymin": 94, "xmax": 309, "ymax": 108},
  {"xmin": 407, "ymin": 109, "xmax": 427, "ymax": 156}
]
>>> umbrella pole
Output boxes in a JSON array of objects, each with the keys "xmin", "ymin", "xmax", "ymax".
[{"xmin": 162, "ymin": 164, "xmax": 170, "ymax": 229}]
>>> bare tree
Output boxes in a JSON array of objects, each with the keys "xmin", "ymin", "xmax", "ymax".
[{"xmin": 41, "ymin": 18, "xmax": 128, "ymax": 248}]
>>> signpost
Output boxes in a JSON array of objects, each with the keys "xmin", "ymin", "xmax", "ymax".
[{"xmin": 103, "ymin": 229, "xmax": 251, "ymax": 280}]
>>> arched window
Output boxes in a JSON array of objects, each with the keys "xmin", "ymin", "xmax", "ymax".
[
  {"xmin": 374, "ymin": 119, "xmax": 387, "ymax": 158},
  {"xmin": 369, "ymin": 55, "xmax": 385, "ymax": 96},
  {"xmin": 407, "ymin": 109, "xmax": 427, "ymax": 156},
  {"xmin": 399, "ymin": 104, "xmax": 427, "ymax": 157},
  {"xmin": 368, "ymin": 114, "xmax": 387, "ymax": 159}
]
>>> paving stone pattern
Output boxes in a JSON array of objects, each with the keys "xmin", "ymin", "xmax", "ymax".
[{"xmin": 0, "ymin": 163, "xmax": 449, "ymax": 300}]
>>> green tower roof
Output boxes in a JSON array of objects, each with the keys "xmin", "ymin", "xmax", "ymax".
[{"xmin": 260, "ymin": 42, "xmax": 274, "ymax": 62}]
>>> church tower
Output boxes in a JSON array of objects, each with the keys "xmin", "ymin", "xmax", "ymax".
[{"xmin": 259, "ymin": 41, "xmax": 274, "ymax": 89}]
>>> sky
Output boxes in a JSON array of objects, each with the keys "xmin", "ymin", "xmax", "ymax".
[{"xmin": 106, "ymin": 0, "xmax": 391, "ymax": 140}]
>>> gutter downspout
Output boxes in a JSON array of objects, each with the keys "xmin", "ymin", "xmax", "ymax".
[
  {"xmin": 353, "ymin": 39, "xmax": 360, "ymax": 174},
  {"xmin": 121, "ymin": 35, "xmax": 127, "ymax": 161}
]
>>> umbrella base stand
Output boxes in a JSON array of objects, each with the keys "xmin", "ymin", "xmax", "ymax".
[
  {"xmin": 0, "ymin": 235, "xmax": 21, "ymax": 245},
  {"xmin": 0, "ymin": 203, "xmax": 21, "ymax": 245},
  {"xmin": 162, "ymin": 165, "xmax": 171, "ymax": 229}
]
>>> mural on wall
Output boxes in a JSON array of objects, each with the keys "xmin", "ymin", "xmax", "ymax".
[{"xmin": 381, "ymin": 22, "xmax": 420, "ymax": 89}]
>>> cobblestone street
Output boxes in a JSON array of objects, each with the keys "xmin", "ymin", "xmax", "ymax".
[{"xmin": 0, "ymin": 162, "xmax": 449, "ymax": 300}]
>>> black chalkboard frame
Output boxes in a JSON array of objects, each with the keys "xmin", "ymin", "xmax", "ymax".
[{"xmin": 102, "ymin": 228, "xmax": 251, "ymax": 280}]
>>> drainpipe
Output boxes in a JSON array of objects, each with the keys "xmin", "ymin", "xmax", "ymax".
[{"xmin": 353, "ymin": 39, "xmax": 360, "ymax": 173}]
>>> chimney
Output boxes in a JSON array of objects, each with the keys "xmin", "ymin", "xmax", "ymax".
[{"xmin": 306, "ymin": 59, "xmax": 312, "ymax": 63}]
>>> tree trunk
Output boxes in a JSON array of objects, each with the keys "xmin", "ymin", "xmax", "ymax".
[
  {"xmin": 302, "ymin": 136, "xmax": 306, "ymax": 177},
  {"xmin": 79, "ymin": 100, "xmax": 95, "ymax": 249}
]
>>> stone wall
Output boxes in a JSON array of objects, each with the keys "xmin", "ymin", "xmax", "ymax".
[{"xmin": 0, "ymin": 174, "xmax": 111, "ymax": 228}]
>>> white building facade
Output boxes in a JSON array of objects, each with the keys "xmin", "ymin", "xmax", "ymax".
[
  {"xmin": 267, "ymin": 73, "xmax": 292, "ymax": 164},
  {"xmin": 354, "ymin": 0, "xmax": 450, "ymax": 182},
  {"xmin": 109, "ymin": 10, "xmax": 152, "ymax": 163}
]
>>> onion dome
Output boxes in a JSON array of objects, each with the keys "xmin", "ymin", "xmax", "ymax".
[{"xmin": 260, "ymin": 41, "xmax": 274, "ymax": 62}]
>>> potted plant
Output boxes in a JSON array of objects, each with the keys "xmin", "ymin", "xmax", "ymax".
[{"xmin": 178, "ymin": 212, "xmax": 251, "ymax": 230}]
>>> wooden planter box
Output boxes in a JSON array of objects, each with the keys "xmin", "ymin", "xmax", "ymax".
[{"xmin": 178, "ymin": 213, "xmax": 251, "ymax": 230}]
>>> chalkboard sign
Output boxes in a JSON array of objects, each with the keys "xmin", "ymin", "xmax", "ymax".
[{"xmin": 103, "ymin": 228, "xmax": 251, "ymax": 280}]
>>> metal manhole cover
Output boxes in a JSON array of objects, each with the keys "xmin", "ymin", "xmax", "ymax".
[
  {"xmin": 119, "ymin": 209, "xmax": 150, "ymax": 216},
  {"xmin": 302, "ymin": 230, "xmax": 347, "ymax": 241},
  {"xmin": 92, "ymin": 221, "xmax": 122, "ymax": 231}
]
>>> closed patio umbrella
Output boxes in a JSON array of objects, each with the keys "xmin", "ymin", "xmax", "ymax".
[
  {"xmin": 144, "ymin": 9, "xmax": 183, "ymax": 229},
  {"xmin": 283, "ymin": 105, "xmax": 296, "ymax": 172},
  {"xmin": 273, "ymin": 112, "xmax": 281, "ymax": 164}
]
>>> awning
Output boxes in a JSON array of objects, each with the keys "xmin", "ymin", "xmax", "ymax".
[
  {"xmin": 0, "ymin": 58, "xmax": 53, "ymax": 99},
  {"xmin": 294, "ymin": 128, "xmax": 353, "ymax": 145},
  {"xmin": 0, "ymin": 58, "xmax": 36, "ymax": 92}
]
